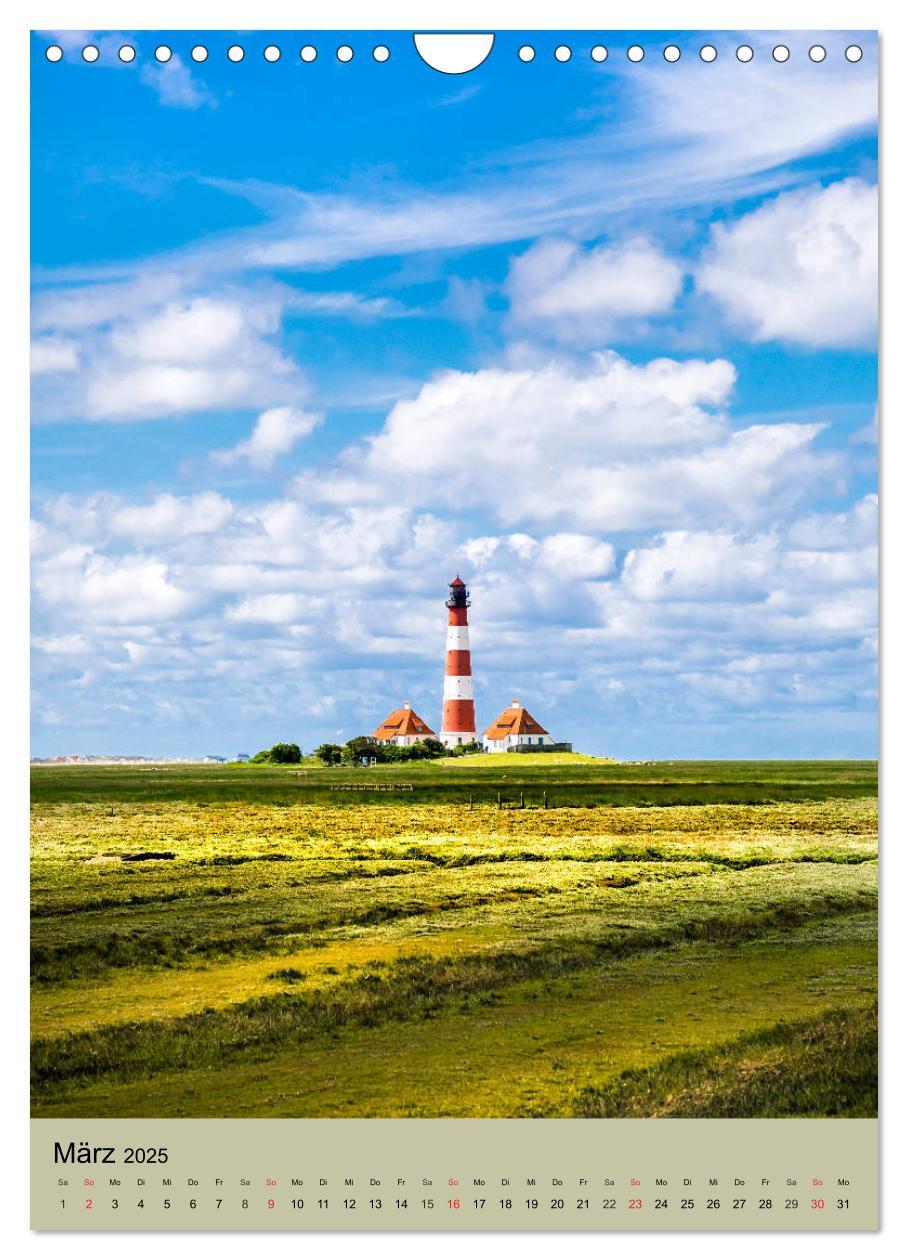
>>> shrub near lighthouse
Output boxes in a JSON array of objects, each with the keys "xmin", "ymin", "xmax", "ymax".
[{"xmin": 440, "ymin": 576, "xmax": 477, "ymax": 748}]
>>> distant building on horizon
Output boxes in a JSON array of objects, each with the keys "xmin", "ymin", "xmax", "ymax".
[
  {"xmin": 483, "ymin": 700, "xmax": 560, "ymax": 753},
  {"xmin": 373, "ymin": 701, "xmax": 437, "ymax": 747}
]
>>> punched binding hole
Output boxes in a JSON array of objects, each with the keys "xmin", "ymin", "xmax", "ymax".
[
  {"xmin": 300, "ymin": 45, "xmax": 317, "ymax": 63},
  {"xmin": 191, "ymin": 45, "xmax": 208, "ymax": 62},
  {"xmin": 700, "ymin": 45, "xmax": 717, "ymax": 62},
  {"xmin": 227, "ymin": 45, "xmax": 245, "ymax": 63},
  {"xmin": 264, "ymin": 45, "xmax": 281, "ymax": 62},
  {"xmin": 663, "ymin": 45, "xmax": 681, "ymax": 62},
  {"xmin": 772, "ymin": 45, "xmax": 791, "ymax": 62},
  {"xmin": 155, "ymin": 45, "xmax": 172, "ymax": 63},
  {"xmin": 736, "ymin": 45, "xmax": 754, "ymax": 62},
  {"xmin": 591, "ymin": 46, "xmax": 608, "ymax": 63},
  {"xmin": 373, "ymin": 45, "xmax": 390, "ymax": 62},
  {"xmin": 82, "ymin": 45, "xmax": 100, "ymax": 62},
  {"xmin": 413, "ymin": 33, "xmax": 494, "ymax": 73},
  {"xmin": 627, "ymin": 45, "xmax": 644, "ymax": 62},
  {"xmin": 845, "ymin": 45, "xmax": 863, "ymax": 62},
  {"xmin": 518, "ymin": 45, "xmax": 535, "ymax": 62},
  {"xmin": 337, "ymin": 45, "xmax": 354, "ymax": 62},
  {"xmin": 45, "ymin": 44, "xmax": 63, "ymax": 62},
  {"xmin": 118, "ymin": 45, "xmax": 136, "ymax": 63},
  {"xmin": 554, "ymin": 45, "xmax": 571, "ymax": 62}
]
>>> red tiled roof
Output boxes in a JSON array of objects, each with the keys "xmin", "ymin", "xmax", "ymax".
[
  {"xmin": 483, "ymin": 704, "xmax": 549, "ymax": 739},
  {"xmin": 373, "ymin": 706, "xmax": 436, "ymax": 740}
]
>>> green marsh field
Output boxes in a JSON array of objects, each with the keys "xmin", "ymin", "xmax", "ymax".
[{"xmin": 30, "ymin": 756, "xmax": 878, "ymax": 1119}]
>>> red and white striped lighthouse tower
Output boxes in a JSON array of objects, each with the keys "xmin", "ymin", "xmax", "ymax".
[{"xmin": 440, "ymin": 575, "xmax": 477, "ymax": 748}]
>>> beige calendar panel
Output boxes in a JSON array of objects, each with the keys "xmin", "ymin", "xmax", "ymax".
[{"xmin": 32, "ymin": 1118, "xmax": 877, "ymax": 1231}]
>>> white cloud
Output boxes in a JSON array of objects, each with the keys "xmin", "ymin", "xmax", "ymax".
[
  {"xmin": 34, "ymin": 551, "xmax": 200, "ymax": 625},
  {"xmin": 30, "ymin": 480, "xmax": 876, "ymax": 752},
  {"xmin": 622, "ymin": 531, "xmax": 780, "ymax": 602},
  {"xmin": 32, "ymin": 634, "xmax": 92, "ymax": 655},
  {"xmin": 29, "ymin": 277, "xmax": 409, "ymax": 427},
  {"xmin": 87, "ymin": 295, "xmax": 300, "ymax": 420},
  {"xmin": 621, "ymin": 527, "xmax": 876, "ymax": 605},
  {"xmin": 139, "ymin": 55, "xmax": 215, "ymax": 111},
  {"xmin": 304, "ymin": 350, "xmax": 840, "ymax": 532},
  {"xmin": 507, "ymin": 237, "xmax": 683, "ymax": 343},
  {"xmin": 536, "ymin": 533, "xmax": 617, "ymax": 579},
  {"xmin": 463, "ymin": 533, "xmax": 615, "ymax": 581},
  {"xmin": 33, "ymin": 289, "xmax": 307, "ymax": 422},
  {"xmin": 31, "ymin": 337, "xmax": 79, "ymax": 374},
  {"xmin": 212, "ymin": 406, "xmax": 322, "ymax": 471},
  {"xmin": 787, "ymin": 494, "xmax": 877, "ymax": 550},
  {"xmin": 89, "ymin": 364, "xmax": 256, "ymax": 419},
  {"xmin": 109, "ymin": 492, "xmax": 235, "ymax": 541},
  {"xmin": 34, "ymin": 491, "xmax": 235, "ymax": 547},
  {"xmin": 227, "ymin": 593, "xmax": 311, "ymax": 624},
  {"xmin": 697, "ymin": 179, "xmax": 877, "ymax": 348},
  {"xmin": 109, "ymin": 297, "xmax": 248, "ymax": 364}
]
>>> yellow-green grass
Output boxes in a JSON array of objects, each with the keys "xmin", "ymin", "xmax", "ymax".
[
  {"xmin": 574, "ymin": 1003, "xmax": 878, "ymax": 1119},
  {"xmin": 31, "ymin": 779, "xmax": 877, "ymax": 1118},
  {"xmin": 32, "ymin": 858, "xmax": 876, "ymax": 1034},
  {"xmin": 33, "ymin": 918, "xmax": 875, "ymax": 1118}
]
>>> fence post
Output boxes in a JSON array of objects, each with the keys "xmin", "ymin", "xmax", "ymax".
[
  {"xmin": 543, "ymin": 790, "xmax": 548, "ymax": 810},
  {"xmin": 497, "ymin": 790, "xmax": 501, "ymax": 810}
]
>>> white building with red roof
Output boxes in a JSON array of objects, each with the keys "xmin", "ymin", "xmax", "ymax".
[
  {"xmin": 483, "ymin": 700, "xmax": 555, "ymax": 752},
  {"xmin": 372, "ymin": 701, "xmax": 437, "ymax": 746}
]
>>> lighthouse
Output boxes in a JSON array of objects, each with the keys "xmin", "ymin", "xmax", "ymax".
[{"xmin": 440, "ymin": 576, "xmax": 477, "ymax": 748}]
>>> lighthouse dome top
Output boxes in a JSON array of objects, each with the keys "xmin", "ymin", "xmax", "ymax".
[{"xmin": 445, "ymin": 575, "xmax": 470, "ymax": 609}]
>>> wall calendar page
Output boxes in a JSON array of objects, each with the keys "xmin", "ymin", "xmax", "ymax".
[{"xmin": 28, "ymin": 18, "xmax": 879, "ymax": 1237}]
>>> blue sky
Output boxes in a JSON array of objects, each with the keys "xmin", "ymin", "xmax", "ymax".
[{"xmin": 30, "ymin": 29, "xmax": 878, "ymax": 758}]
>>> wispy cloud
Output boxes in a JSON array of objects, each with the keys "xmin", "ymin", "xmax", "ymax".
[
  {"xmin": 140, "ymin": 54, "xmax": 215, "ymax": 111},
  {"xmin": 38, "ymin": 31, "xmax": 216, "ymax": 111},
  {"xmin": 431, "ymin": 83, "xmax": 483, "ymax": 109},
  {"xmin": 34, "ymin": 32, "xmax": 877, "ymax": 288}
]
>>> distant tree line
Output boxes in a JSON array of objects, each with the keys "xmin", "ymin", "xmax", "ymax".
[
  {"xmin": 240, "ymin": 737, "xmax": 485, "ymax": 767},
  {"xmin": 313, "ymin": 737, "xmax": 483, "ymax": 765}
]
